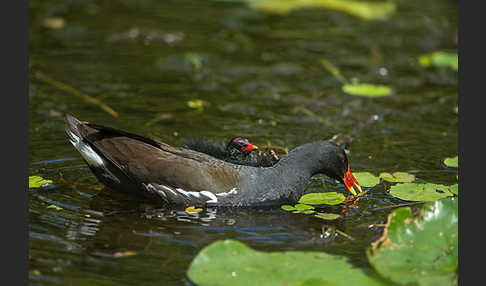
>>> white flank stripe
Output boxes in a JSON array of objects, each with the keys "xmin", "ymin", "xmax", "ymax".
[
  {"xmin": 216, "ymin": 188, "xmax": 238, "ymax": 197},
  {"xmin": 176, "ymin": 188, "xmax": 201, "ymax": 198},
  {"xmin": 200, "ymin": 191, "xmax": 218, "ymax": 204}
]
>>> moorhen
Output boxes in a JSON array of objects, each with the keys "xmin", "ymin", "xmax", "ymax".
[
  {"xmin": 182, "ymin": 137, "xmax": 279, "ymax": 167},
  {"xmin": 65, "ymin": 114, "xmax": 362, "ymax": 207}
]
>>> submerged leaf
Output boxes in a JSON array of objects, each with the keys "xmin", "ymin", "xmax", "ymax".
[
  {"xmin": 29, "ymin": 176, "xmax": 53, "ymax": 189},
  {"xmin": 315, "ymin": 213, "xmax": 341, "ymax": 220},
  {"xmin": 187, "ymin": 239, "xmax": 383, "ymax": 286},
  {"xmin": 443, "ymin": 156, "xmax": 458, "ymax": 168},
  {"xmin": 367, "ymin": 198, "xmax": 458, "ymax": 285},
  {"xmin": 389, "ymin": 183, "xmax": 454, "ymax": 202},
  {"xmin": 298, "ymin": 192, "xmax": 346, "ymax": 205},
  {"xmin": 379, "ymin": 172, "xmax": 415, "ymax": 183},
  {"xmin": 353, "ymin": 172, "xmax": 380, "ymax": 187},
  {"xmin": 342, "ymin": 83, "xmax": 392, "ymax": 97},
  {"xmin": 184, "ymin": 52, "xmax": 203, "ymax": 72}
]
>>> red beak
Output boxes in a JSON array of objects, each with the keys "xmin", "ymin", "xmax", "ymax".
[
  {"xmin": 343, "ymin": 166, "xmax": 362, "ymax": 196},
  {"xmin": 243, "ymin": 143, "xmax": 258, "ymax": 155}
]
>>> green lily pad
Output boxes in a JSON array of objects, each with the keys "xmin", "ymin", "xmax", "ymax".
[
  {"xmin": 342, "ymin": 83, "xmax": 392, "ymax": 97},
  {"xmin": 294, "ymin": 204, "xmax": 315, "ymax": 210},
  {"xmin": 47, "ymin": 204, "xmax": 63, "ymax": 211},
  {"xmin": 448, "ymin": 184, "xmax": 458, "ymax": 195},
  {"xmin": 236, "ymin": 0, "xmax": 396, "ymax": 21},
  {"xmin": 187, "ymin": 239, "xmax": 383, "ymax": 286},
  {"xmin": 281, "ymin": 204, "xmax": 316, "ymax": 214},
  {"xmin": 294, "ymin": 210, "xmax": 316, "ymax": 214},
  {"xmin": 379, "ymin": 172, "xmax": 415, "ymax": 183},
  {"xmin": 298, "ymin": 192, "xmax": 346, "ymax": 205},
  {"xmin": 443, "ymin": 156, "xmax": 458, "ymax": 168},
  {"xmin": 418, "ymin": 51, "xmax": 458, "ymax": 71},
  {"xmin": 389, "ymin": 183, "xmax": 454, "ymax": 202},
  {"xmin": 281, "ymin": 205, "xmax": 297, "ymax": 211},
  {"xmin": 29, "ymin": 176, "xmax": 53, "ymax": 188},
  {"xmin": 353, "ymin": 172, "xmax": 380, "ymax": 187},
  {"xmin": 293, "ymin": 204, "xmax": 316, "ymax": 214},
  {"xmin": 315, "ymin": 213, "xmax": 341, "ymax": 220},
  {"xmin": 186, "ymin": 99, "xmax": 209, "ymax": 111},
  {"xmin": 367, "ymin": 198, "xmax": 458, "ymax": 286}
]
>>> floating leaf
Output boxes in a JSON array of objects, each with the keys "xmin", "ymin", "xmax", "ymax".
[
  {"xmin": 113, "ymin": 251, "xmax": 137, "ymax": 258},
  {"xmin": 282, "ymin": 204, "xmax": 315, "ymax": 214},
  {"xmin": 237, "ymin": 0, "xmax": 396, "ymax": 21},
  {"xmin": 185, "ymin": 206, "xmax": 203, "ymax": 214},
  {"xmin": 47, "ymin": 204, "xmax": 63, "ymax": 211},
  {"xmin": 294, "ymin": 204, "xmax": 315, "ymax": 211},
  {"xmin": 187, "ymin": 99, "xmax": 209, "ymax": 111},
  {"xmin": 42, "ymin": 17, "xmax": 66, "ymax": 29},
  {"xmin": 353, "ymin": 172, "xmax": 380, "ymax": 187},
  {"xmin": 418, "ymin": 51, "xmax": 458, "ymax": 71},
  {"xmin": 294, "ymin": 209, "xmax": 316, "ymax": 214},
  {"xmin": 443, "ymin": 156, "xmax": 458, "ymax": 168},
  {"xmin": 29, "ymin": 176, "xmax": 53, "ymax": 188},
  {"xmin": 298, "ymin": 192, "xmax": 346, "ymax": 205},
  {"xmin": 379, "ymin": 172, "xmax": 415, "ymax": 183},
  {"xmin": 367, "ymin": 198, "xmax": 458, "ymax": 286},
  {"xmin": 389, "ymin": 183, "xmax": 454, "ymax": 202},
  {"xmin": 342, "ymin": 83, "xmax": 392, "ymax": 97},
  {"xmin": 281, "ymin": 205, "xmax": 296, "ymax": 211},
  {"xmin": 448, "ymin": 184, "xmax": 458, "ymax": 195},
  {"xmin": 187, "ymin": 239, "xmax": 383, "ymax": 286},
  {"xmin": 315, "ymin": 213, "xmax": 341, "ymax": 220}
]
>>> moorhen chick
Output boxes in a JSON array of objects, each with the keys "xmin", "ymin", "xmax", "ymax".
[
  {"xmin": 65, "ymin": 114, "xmax": 362, "ymax": 207},
  {"xmin": 182, "ymin": 137, "xmax": 279, "ymax": 167}
]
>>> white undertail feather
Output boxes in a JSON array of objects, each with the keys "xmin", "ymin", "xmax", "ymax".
[{"xmin": 66, "ymin": 128, "xmax": 104, "ymax": 167}]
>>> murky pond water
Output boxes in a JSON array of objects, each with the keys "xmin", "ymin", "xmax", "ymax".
[{"xmin": 29, "ymin": 0, "xmax": 457, "ymax": 285}]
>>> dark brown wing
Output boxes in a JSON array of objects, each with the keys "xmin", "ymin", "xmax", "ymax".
[{"xmin": 66, "ymin": 115, "xmax": 243, "ymax": 198}]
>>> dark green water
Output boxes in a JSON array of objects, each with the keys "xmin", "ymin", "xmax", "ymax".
[{"xmin": 29, "ymin": 0, "xmax": 457, "ymax": 285}]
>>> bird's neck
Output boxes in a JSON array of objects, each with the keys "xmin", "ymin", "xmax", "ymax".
[{"xmin": 245, "ymin": 143, "xmax": 323, "ymax": 203}]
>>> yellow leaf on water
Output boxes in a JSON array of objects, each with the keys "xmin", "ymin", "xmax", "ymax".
[
  {"xmin": 186, "ymin": 206, "xmax": 203, "ymax": 214},
  {"xmin": 244, "ymin": 0, "xmax": 396, "ymax": 21},
  {"xmin": 187, "ymin": 100, "xmax": 209, "ymax": 111},
  {"xmin": 113, "ymin": 251, "xmax": 137, "ymax": 258},
  {"xmin": 47, "ymin": 204, "xmax": 63, "ymax": 211},
  {"xmin": 42, "ymin": 17, "xmax": 66, "ymax": 29}
]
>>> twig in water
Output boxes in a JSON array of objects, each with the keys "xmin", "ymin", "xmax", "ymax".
[{"xmin": 35, "ymin": 72, "xmax": 118, "ymax": 118}]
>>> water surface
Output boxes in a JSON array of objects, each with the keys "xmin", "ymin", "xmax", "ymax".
[{"xmin": 29, "ymin": 0, "xmax": 457, "ymax": 285}]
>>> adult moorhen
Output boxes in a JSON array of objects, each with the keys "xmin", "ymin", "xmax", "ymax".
[{"xmin": 65, "ymin": 114, "xmax": 362, "ymax": 207}]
